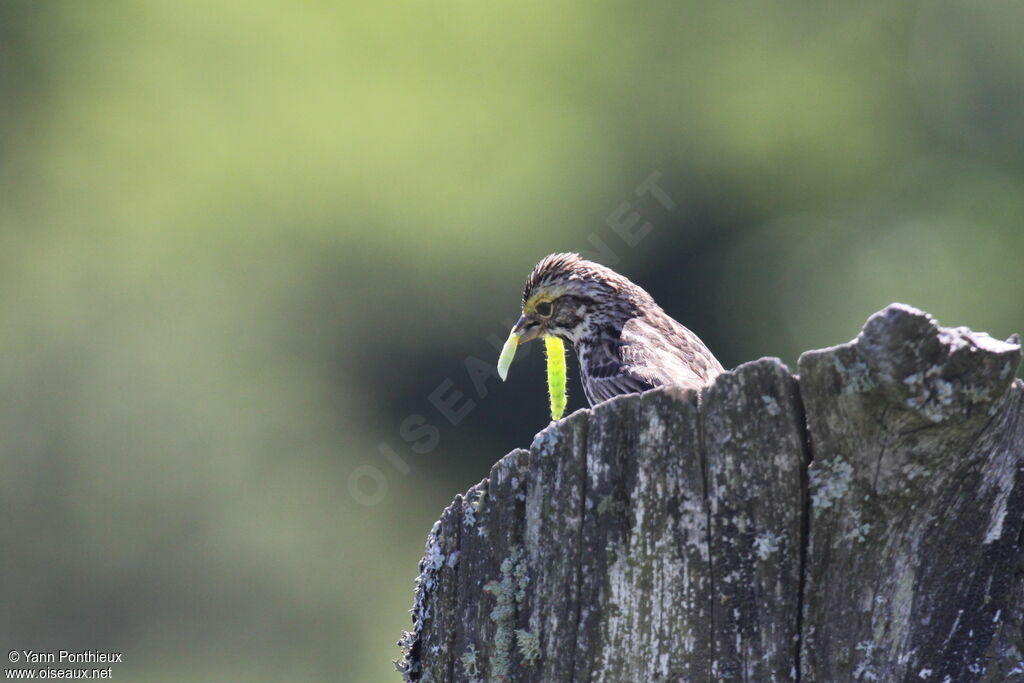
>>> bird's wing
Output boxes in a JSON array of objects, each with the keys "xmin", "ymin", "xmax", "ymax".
[
  {"xmin": 580, "ymin": 338, "xmax": 656, "ymax": 405},
  {"xmin": 620, "ymin": 315, "xmax": 721, "ymax": 390},
  {"xmin": 581, "ymin": 315, "xmax": 723, "ymax": 405}
]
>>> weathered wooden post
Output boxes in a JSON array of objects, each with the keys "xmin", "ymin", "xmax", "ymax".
[{"xmin": 397, "ymin": 304, "xmax": 1024, "ymax": 682}]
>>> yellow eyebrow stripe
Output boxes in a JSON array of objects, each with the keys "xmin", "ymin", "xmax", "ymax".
[{"xmin": 524, "ymin": 294, "xmax": 555, "ymax": 315}]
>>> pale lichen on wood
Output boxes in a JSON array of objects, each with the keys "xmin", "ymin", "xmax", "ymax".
[{"xmin": 398, "ymin": 304, "xmax": 1024, "ymax": 682}]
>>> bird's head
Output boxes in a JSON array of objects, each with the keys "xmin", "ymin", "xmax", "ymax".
[{"xmin": 497, "ymin": 253, "xmax": 643, "ymax": 379}]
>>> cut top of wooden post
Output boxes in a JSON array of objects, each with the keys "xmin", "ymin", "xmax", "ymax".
[{"xmin": 397, "ymin": 304, "xmax": 1023, "ymax": 683}]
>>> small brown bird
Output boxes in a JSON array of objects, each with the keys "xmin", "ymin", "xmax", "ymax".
[{"xmin": 500, "ymin": 253, "xmax": 724, "ymax": 406}]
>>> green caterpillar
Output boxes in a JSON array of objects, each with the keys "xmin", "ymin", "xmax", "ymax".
[
  {"xmin": 545, "ymin": 336, "xmax": 567, "ymax": 420},
  {"xmin": 497, "ymin": 330, "xmax": 519, "ymax": 382},
  {"xmin": 496, "ymin": 330, "xmax": 568, "ymax": 421}
]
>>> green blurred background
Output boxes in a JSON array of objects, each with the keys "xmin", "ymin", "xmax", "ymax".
[{"xmin": 1, "ymin": 2, "xmax": 1022, "ymax": 680}]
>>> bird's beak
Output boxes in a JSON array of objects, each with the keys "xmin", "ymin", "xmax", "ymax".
[
  {"xmin": 497, "ymin": 314, "xmax": 543, "ymax": 381},
  {"xmin": 511, "ymin": 314, "xmax": 543, "ymax": 344}
]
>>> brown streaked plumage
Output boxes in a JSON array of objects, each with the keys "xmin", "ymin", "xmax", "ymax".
[{"xmin": 504, "ymin": 253, "xmax": 724, "ymax": 407}]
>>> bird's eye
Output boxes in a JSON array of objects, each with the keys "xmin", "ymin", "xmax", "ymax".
[{"xmin": 535, "ymin": 301, "xmax": 554, "ymax": 318}]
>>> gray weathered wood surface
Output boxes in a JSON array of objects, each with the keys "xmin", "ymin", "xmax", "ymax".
[{"xmin": 397, "ymin": 304, "xmax": 1024, "ymax": 682}]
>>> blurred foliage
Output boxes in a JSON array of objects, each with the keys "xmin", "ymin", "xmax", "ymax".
[{"xmin": 1, "ymin": 2, "xmax": 1021, "ymax": 680}]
